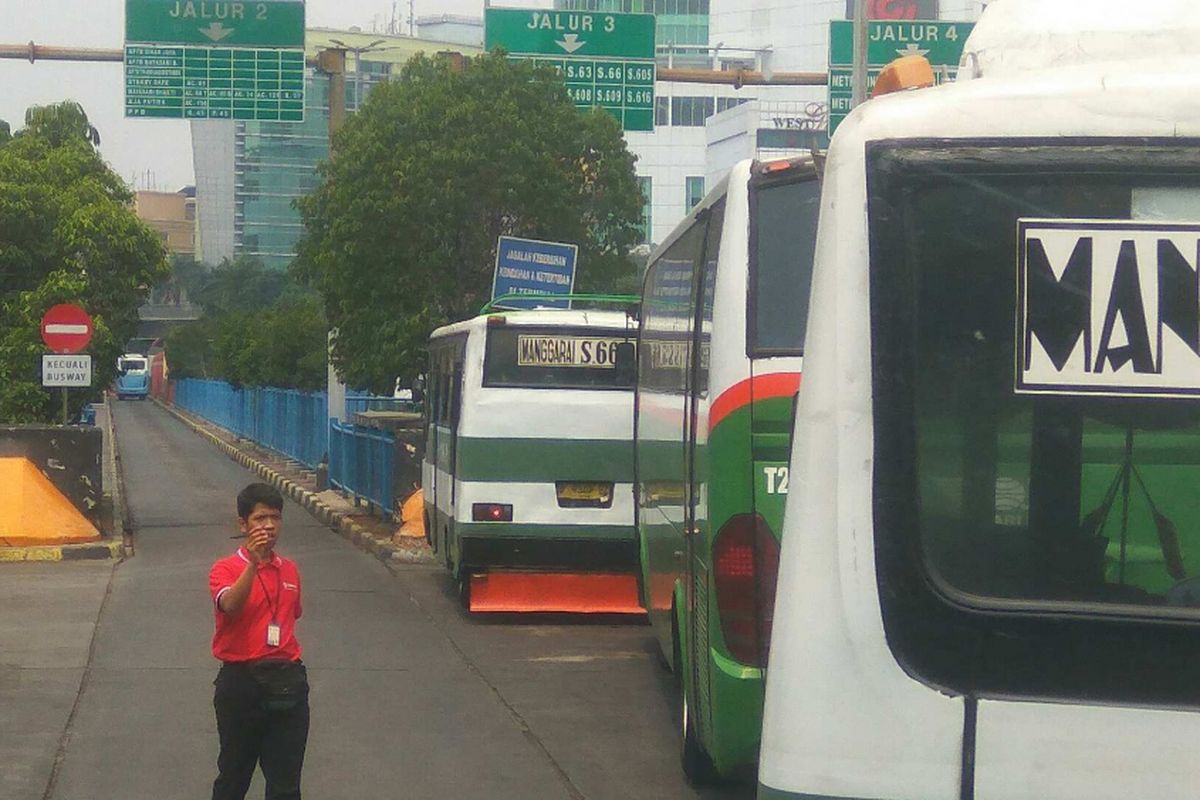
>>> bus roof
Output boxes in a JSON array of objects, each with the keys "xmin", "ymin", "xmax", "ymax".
[
  {"xmin": 960, "ymin": 0, "xmax": 1200, "ymax": 80},
  {"xmin": 647, "ymin": 155, "xmax": 817, "ymax": 264},
  {"xmin": 429, "ymin": 308, "xmax": 636, "ymax": 341}
]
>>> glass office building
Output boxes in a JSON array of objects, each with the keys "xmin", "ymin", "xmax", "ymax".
[
  {"xmin": 553, "ymin": 0, "xmax": 709, "ymax": 50},
  {"xmin": 235, "ymin": 70, "xmax": 391, "ymax": 270},
  {"xmin": 193, "ymin": 30, "xmax": 481, "ymax": 271}
]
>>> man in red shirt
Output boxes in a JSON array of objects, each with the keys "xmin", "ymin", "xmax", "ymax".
[{"xmin": 209, "ymin": 483, "xmax": 308, "ymax": 800}]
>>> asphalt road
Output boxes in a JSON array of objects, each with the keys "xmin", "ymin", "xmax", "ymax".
[{"xmin": 12, "ymin": 400, "xmax": 752, "ymax": 800}]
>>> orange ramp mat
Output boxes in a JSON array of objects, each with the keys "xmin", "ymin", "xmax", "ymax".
[
  {"xmin": 469, "ymin": 572, "xmax": 644, "ymax": 614},
  {"xmin": 0, "ymin": 457, "xmax": 100, "ymax": 546}
]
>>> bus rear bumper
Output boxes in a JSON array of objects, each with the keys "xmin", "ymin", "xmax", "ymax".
[
  {"xmin": 468, "ymin": 570, "xmax": 643, "ymax": 614},
  {"xmin": 459, "ymin": 529, "xmax": 637, "ymax": 572}
]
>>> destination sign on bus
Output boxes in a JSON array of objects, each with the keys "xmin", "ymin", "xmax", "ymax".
[
  {"xmin": 517, "ymin": 335, "xmax": 631, "ymax": 368},
  {"xmin": 1017, "ymin": 219, "xmax": 1200, "ymax": 398}
]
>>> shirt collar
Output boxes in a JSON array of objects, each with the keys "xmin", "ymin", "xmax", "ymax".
[{"xmin": 237, "ymin": 547, "xmax": 281, "ymax": 567}]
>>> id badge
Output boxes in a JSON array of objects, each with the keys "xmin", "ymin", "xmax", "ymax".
[{"xmin": 266, "ymin": 623, "xmax": 281, "ymax": 647}]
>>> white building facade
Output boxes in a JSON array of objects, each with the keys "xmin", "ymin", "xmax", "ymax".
[{"xmin": 629, "ymin": 0, "xmax": 987, "ymax": 247}]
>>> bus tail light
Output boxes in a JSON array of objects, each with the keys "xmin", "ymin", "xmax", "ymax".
[
  {"xmin": 472, "ymin": 503, "xmax": 512, "ymax": 522},
  {"xmin": 712, "ymin": 513, "xmax": 780, "ymax": 668}
]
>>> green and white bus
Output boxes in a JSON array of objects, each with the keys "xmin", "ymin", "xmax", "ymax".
[
  {"xmin": 635, "ymin": 156, "xmax": 821, "ymax": 782},
  {"xmin": 423, "ymin": 304, "xmax": 642, "ymax": 613},
  {"xmin": 761, "ymin": 2, "xmax": 1200, "ymax": 798}
]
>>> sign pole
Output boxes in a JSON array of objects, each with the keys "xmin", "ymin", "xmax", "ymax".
[
  {"xmin": 851, "ymin": 0, "xmax": 868, "ymax": 109},
  {"xmin": 62, "ymin": 388, "xmax": 69, "ymax": 425}
]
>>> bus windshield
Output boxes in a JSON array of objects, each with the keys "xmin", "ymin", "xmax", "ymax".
[
  {"xmin": 119, "ymin": 357, "xmax": 147, "ymax": 372},
  {"xmin": 483, "ymin": 326, "xmax": 636, "ymax": 390},
  {"xmin": 870, "ymin": 143, "xmax": 1200, "ymax": 617},
  {"xmin": 750, "ymin": 176, "xmax": 821, "ymax": 356}
]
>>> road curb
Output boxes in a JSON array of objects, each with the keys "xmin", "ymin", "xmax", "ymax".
[
  {"xmin": 102, "ymin": 397, "xmax": 135, "ymax": 558},
  {"xmin": 0, "ymin": 541, "xmax": 124, "ymax": 563},
  {"xmin": 153, "ymin": 399, "xmax": 421, "ymax": 568}
]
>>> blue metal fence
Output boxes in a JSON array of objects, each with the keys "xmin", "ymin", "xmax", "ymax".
[
  {"xmin": 174, "ymin": 378, "xmax": 397, "ymax": 516},
  {"xmin": 329, "ymin": 419, "xmax": 394, "ymax": 514},
  {"xmin": 174, "ymin": 379, "xmax": 329, "ymax": 469}
]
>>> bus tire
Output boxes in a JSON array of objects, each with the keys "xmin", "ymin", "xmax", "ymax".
[
  {"xmin": 674, "ymin": 605, "xmax": 717, "ymax": 786},
  {"xmin": 423, "ymin": 513, "xmax": 433, "ymax": 549},
  {"xmin": 457, "ymin": 571, "xmax": 471, "ymax": 610}
]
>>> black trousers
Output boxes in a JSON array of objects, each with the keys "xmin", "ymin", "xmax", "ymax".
[{"xmin": 212, "ymin": 661, "xmax": 310, "ymax": 800}]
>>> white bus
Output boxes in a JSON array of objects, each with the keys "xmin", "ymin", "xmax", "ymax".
[
  {"xmin": 422, "ymin": 304, "xmax": 642, "ymax": 613},
  {"xmin": 761, "ymin": 2, "xmax": 1200, "ymax": 799},
  {"xmin": 115, "ymin": 353, "xmax": 150, "ymax": 400}
]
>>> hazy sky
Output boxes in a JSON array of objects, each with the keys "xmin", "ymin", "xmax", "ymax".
[{"xmin": 0, "ymin": 0, "xmax": 547, "ymax": 190}]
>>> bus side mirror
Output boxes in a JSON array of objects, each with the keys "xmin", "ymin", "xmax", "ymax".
[{"xmin": 614, "ymin": 341, "xmax": 636, "ymax": 385}]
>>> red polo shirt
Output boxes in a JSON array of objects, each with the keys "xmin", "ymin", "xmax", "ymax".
[{"xmin": 209, "ymin": 547, "xmax": 303, "ymax": 663}]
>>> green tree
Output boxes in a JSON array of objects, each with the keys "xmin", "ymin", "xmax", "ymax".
[
  {"xmin": 196, "ymin": 255, "xmax": 289, "ymax": 315},
  {"xmin": 0, "ymin": 272, "xmax": 117, "ymax": 422},
  {"xmin": 0, "ymin": 119, "xmax": 11, "ymax": 145},
  {"xmin": 294, "ymin": 53, "xmax": 644, "ymax": 392},
  {"xmin": 22, "ymin": 101, "xmax": 101, "ymax": 147},
  {"xmin": 0, "ymin": 108, "xmax": 167, "ymax": 422}
]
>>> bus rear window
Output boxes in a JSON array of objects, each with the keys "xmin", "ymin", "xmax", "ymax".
[
  {"xmin": 871, "ymin": 144, "xmax": 1200, "ymax": 618},
  {"xmin": 483, "ymin": 327, "xmax": 636, "ymax": 390},
  {"xmin": 749, "ymin": 176, "xmax": 820, "ymax": 356}
]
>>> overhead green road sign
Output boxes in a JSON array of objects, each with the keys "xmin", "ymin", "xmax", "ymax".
[
  {"xmin": 827, "ymin": 20, "xmax": 973, "ymax": 135},
  {"xmin": 126, "ymin": 0, "xmax": 305, "ymax": 48},
  {"xmin": 829, "ymin": 20, "xmax": 972, "ymax": 68},
  {"xmin": 125, "ymin": 0, "xmax": 305, "ymax": 121},
  {"xmin": 486, "ymin": 8, "xmax": 656, "ymax": 133},
  {"xmin": 485, "ymin": 9, "xmax": 655, "ymax": 60}
]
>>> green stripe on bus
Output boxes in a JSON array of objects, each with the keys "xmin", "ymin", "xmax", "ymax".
[
  {"xmin": 458, "ymin": 522, "xmax": 634, "ymax": 541},
  {"xmin": 449, "ymin": 436, "xmax": 634, "ymax": 482}
]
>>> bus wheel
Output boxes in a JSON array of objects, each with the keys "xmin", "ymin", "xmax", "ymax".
[
  {"xmin": 457, "ymin": 571, "xmax": 471, "ymax": 610},
  {"xmin": 674, "ymin": 610, "xmax": 717, "ymax": 785}
]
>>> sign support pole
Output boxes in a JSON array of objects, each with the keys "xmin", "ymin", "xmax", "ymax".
[
  {"xmin": 62, "ymin": 388, "xmax": 69, "ymax": 425},
  {"xmin": 851, "ymin": 0, "xmax": 868, "ymax": 109}
]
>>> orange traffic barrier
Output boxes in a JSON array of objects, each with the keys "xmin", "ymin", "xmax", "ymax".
[
  {"xmin": 396, "ymin": 489, "xmax": 426, "ymax": 539},
  {"xmin": 468, "ymin": 571, "xmax": 644, "ymax": 614},
  {"xmin": 0, "ymin": 457, "xmax": 100, "ymax": 547}
]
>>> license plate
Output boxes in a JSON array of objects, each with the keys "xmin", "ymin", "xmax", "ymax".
[{"xmin": 556, "ymin": 482, "xmax": 613, "ymax": 503}]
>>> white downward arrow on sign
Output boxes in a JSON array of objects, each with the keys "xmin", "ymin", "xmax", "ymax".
[
  {"xmin": 896, "ymin": 42, "xmax": 930, "ymax": 57},
  {"xmin": 556, "ymin": 34, "xmax": 586, "ymax": 54},
  {"xmin": 200, "ymin": 22, "xmax": 236, "ymax": 42}
]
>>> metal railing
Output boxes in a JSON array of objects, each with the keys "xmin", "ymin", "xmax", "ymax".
[
  {"xmin": 344, "ymin": 393, "xmax": 417, "ymax": 416},
  {"xmin": 329, "ymin": 419, "xmax": 395, "ymax": 514},
  {"xmin": 174, "ymin": 379, "xmax": 329, "ymax": 469}
]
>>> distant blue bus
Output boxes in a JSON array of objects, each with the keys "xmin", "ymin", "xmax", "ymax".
[{"xmin": 115, "ymin": 354, "xmax": 150, "ymax": 400}]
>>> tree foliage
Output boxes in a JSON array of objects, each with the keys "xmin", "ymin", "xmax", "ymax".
[
  {"xmin": 165, "ymin": 258, "xmax": 327, "ymax": 391},
  {"xmin": 0, "ymin": 103, "xmax": 167, "ymax": 422},
  {"xmin": 294, "ymin": 53, "xmax": 645, "ymax": 392},
  {"xmin": 22, "ymin": 101, "xmax": 101, "ymax": 147}
]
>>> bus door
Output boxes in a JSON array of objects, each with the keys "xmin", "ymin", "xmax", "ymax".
[
  {"xmin": 637, "ymin": 220, "xmax": 704, "ymax": 649},
  {"xmin": 685, "ymin": 202, "xmax": 721, "ymax": 731}
]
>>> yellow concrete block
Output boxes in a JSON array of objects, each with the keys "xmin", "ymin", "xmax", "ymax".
[{"xmin": 0, "ymin": 457, "xmax": 100, "ymax": 547}]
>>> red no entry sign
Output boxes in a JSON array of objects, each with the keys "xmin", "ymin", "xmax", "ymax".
[{"xmin": 41, "ymin": 304, "xmax": 94, "ymax": 354}]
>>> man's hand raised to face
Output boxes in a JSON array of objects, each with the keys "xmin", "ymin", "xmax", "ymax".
[{"xmin": 247, "ymin": 527, "xmax": 274, "ymax": 563}]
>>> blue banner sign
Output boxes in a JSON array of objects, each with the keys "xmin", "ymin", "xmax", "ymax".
[{"xmin": 492, "ymin": 236, "xmax": 579, "ymax": 310}]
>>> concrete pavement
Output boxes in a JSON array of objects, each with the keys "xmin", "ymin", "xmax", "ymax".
[{"xmin": 3, "ymin": 399, "xmax": 750, "ymax": 800}]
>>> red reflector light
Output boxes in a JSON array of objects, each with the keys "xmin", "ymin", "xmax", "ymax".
[
  {"xmin": 472, "ymin": 503, "xmax": 512, "ymax": 522},
  {"xmin": 712, "ymin": 513, "xmax": 781, "ymax": 668}
]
